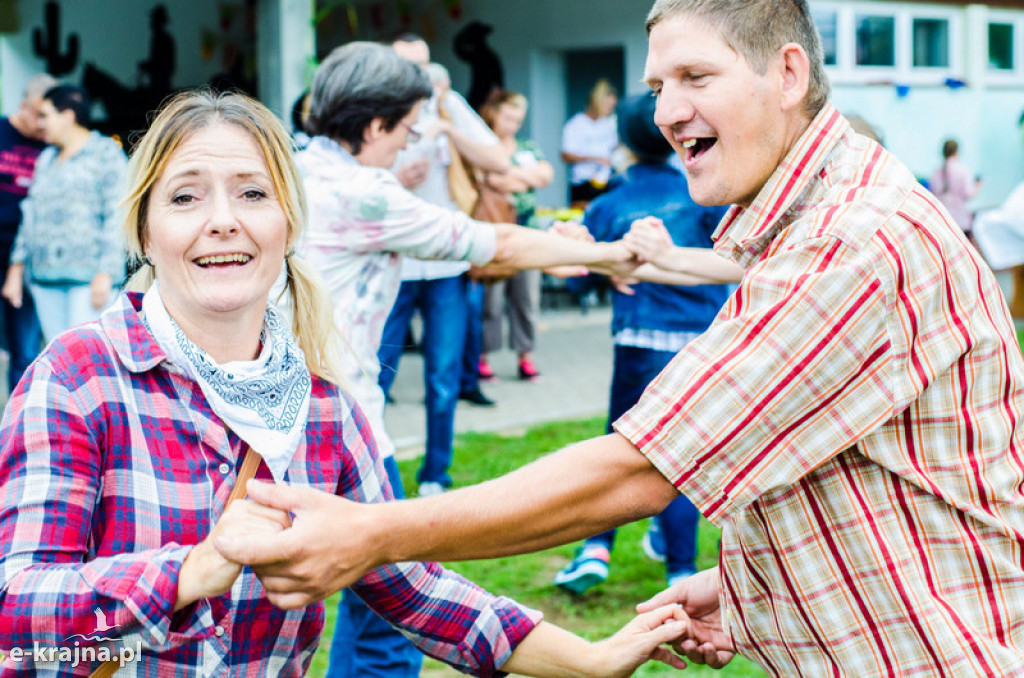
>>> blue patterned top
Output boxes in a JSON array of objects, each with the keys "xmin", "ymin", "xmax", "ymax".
[{"xmin": 10, "ymin": 132, "xmax": 127, "ymax": 285}]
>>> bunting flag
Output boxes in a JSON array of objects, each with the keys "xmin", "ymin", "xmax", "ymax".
[
  {"xmin": 200, "ymin": 30, "xmax": 218, "ymax": 62},
  {"xmin": 218, "ymin": 3, "xmax": 237, "ymax": 31},
  {"xmin": 421, "ymin": 14, "xmax": 436, "ymax": 42},
  {"xmin": 369, "ymin": 3, "xmax": 383, "ymax": 31},
  {"xmin": 0, "ymin": 0, "xmax": 18, "ymax": 33}
]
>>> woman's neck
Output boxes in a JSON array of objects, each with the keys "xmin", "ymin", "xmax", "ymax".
[{"xmin": 58, "ymin": 126, "xmax": 92, "ymax": 161}]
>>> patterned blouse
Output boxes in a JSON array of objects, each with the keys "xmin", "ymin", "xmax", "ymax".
[
  {"xmin": 0, "ymin": 293, "xmax": 538, "ymax": 677},
  {"xmin": 617, "ymin": 104, "xmax": 1024, "ymax": 675},
  {"xmin": 10, "ymin": 132, "xmax": 126, "ymax": 285}
]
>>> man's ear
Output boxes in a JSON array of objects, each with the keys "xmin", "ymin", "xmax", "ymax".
[{"xmin": 777, "ymin": 42, "xmax": 811, "ymax": 112}]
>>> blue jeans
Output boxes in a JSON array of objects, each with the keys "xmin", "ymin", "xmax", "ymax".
[
  {"xmin": 0, "ymin": 266, "xmax": 41, "ymax": 394},
  {"xmin": 378, "ymin": 276, "xmax": 468, "ymax": 488},
  {"xmin": 327, "ymin": 456, "xmax": 424, "ymax": 678},
  {"xmin": 585, "ymin": 344, "xmax": 700, "ymax": 577},
  {"xmin": 461, "ymin": 278, "xmax": 484, "ymax": 394}
]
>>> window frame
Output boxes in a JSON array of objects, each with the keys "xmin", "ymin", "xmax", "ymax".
[{"xmin": 986, "ymin": 10, "xmax": 1024, "ymax": 86}]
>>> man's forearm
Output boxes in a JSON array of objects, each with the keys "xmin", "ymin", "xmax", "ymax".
[{"xmin": 378, "ymin": 433, "xmax": 679, "ymax": 564}]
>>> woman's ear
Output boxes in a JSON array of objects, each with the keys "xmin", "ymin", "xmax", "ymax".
[{"xmin": 364, "ymin": 117, "xmax": 386, "ymax": 145}]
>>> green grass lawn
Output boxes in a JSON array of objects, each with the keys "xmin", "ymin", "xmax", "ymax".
[{"xmin": 306, "ymin": 417, "xmax": 765, "ymax": 677}]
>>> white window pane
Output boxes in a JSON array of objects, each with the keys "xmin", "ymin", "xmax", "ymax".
[{"xmin": 856, "ymin": 15, "xmax": 895, "ymax": 67}]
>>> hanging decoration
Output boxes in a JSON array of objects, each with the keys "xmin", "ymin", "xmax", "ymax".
[
  {"xmin": 200, "ymin": 29, "xmax": 218, "ymax": 61},
  {"xmin": 0, "ymin": 0, "xmax": 19, "ymax": 33},
  {"xmin": 370, "ymin": 3, "xmax": 384, "ymax": 31},
  {"xmin": 443, "ymin": 0, "xmax": 463, "ymax": 21}
]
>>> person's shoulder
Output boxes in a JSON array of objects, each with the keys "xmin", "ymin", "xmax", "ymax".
[{"xmin": 34, "ymin": 323, "xmax": 119, "ymax": 388}]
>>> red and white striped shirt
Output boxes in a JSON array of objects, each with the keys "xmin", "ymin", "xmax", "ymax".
[{"xmin": 616, "ymin": 103, "xmax": 1024, "ymax": 676}]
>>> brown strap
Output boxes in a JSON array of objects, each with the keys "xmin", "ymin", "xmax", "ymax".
[{"xmin": 87, "ymin": 446, "xmax": 263, "ymax": 677}]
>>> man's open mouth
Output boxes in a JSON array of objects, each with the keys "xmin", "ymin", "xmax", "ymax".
[{"xmin": 682, "ymin": 137, "xmax": 717, "ymax": 163}]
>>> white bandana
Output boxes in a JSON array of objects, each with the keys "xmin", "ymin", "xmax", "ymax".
[{"xmin": 142, "ymin": 281, "xmax": 311, "ymax": 482}]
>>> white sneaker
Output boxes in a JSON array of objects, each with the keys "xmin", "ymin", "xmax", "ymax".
[{"xmin": 418, "ymin": 481, "xmax": 446, "ymax": 497}]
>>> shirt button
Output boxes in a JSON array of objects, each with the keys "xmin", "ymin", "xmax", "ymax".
[
  {"xmin": 218, "ymin": 463, "xmax": 231, "ymax": 475},
  {"xmin": 215, "ymin": 625, "xmax": 225, "ymax": 637}
]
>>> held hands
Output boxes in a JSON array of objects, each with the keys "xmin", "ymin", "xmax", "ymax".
[
  {"xmin": 588, "ymin": 604, "xmax": 690, "ymax": 676},
  {"xmin": 214, "ymin": 480, "xmax": 382, "ymax": 609},
  {"xmin": 623, "ymin": 217, "xmax": 674, "ymax": 268},
  {"xmin": 636, "ymin": 567, "xmax": 736, "ymax": 669},
  {"xmin": 395, "ymin": 157, "xmax": 430, "ymax": 190},
  {"xmin": 175, "ymin": 498, "xmax": 292, "ymax": 612}
]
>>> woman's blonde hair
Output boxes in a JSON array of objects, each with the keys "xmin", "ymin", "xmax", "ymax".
[
  {"xmin": 122, "ymin": 89, "xmax": 344, "ymax": 384},
  {"xmin": 586, "ymin": 79, "xmax": 617, "ymax": 115}
]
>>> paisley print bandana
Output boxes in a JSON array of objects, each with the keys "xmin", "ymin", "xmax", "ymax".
[{"xmin": 142, "ymin": 281, "xmax": 311, "ymax": 482}]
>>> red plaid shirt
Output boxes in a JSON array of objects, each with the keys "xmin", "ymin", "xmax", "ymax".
[
  {"xmin": 0, "ymin": 293, "xmax": 538, "ymax": 677},
  {"xmin": 617, "ymin": 104, "xmax": 1024, "ymax": 676}
]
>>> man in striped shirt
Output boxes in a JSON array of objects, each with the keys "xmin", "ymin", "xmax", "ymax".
[{"xmin": 222, "ymin": 0, "xmax": 1024, "ymax": 674}]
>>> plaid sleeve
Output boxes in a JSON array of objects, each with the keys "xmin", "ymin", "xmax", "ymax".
[
  {"xmin": 615, "ymin": 236, "xmax": 895, "ymax": 524},
  {"xmin": 0, "ymin": 350, "xmax": 219, "ymax": 653},
  {"xmin": 337, "ymin": 394, "xmax": 541, "ymax": 676}
]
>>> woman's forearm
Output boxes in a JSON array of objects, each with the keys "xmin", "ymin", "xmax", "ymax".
[{"xmin": 491, "ymin": 224, "xmax": 629, "ymax": 271}]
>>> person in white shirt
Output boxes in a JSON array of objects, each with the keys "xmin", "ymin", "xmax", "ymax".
[{"xmin": 561, "ymin": 79, "xmax": 620, "ymax": 205}]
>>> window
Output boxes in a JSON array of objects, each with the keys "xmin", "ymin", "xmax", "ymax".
[
  {"xmin": 913, "ymin": 18, "xmax": 949, "ymax": 68},
  {"xmin": 989, "ymin": 22, "xmax": 1014, "ymax": 71},
  {"xmin": 812, "ymin": 9, "xmax": 838, "ymax": 66},
  {"xmin": 856, "ymin": 14, "xmax": 895, "ymax": 67}
]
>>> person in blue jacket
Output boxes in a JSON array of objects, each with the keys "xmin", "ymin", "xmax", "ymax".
[{"xmin": 556, "ymin": 93, "xmax": 732, "ymax": 594}]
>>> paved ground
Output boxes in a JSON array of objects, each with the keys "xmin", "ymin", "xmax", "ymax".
[{"xmin": 385, "ymin": 305, "xmax": 614, "ymax": 459}]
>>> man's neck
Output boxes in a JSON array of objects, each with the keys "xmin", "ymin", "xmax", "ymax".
[{"xmin": 7, "ymin": 111, "xmax": 35, "ymax": 139}]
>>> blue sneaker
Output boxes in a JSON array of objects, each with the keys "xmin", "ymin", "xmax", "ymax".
[
  {"xmin": 668, "ymin": 568, "xmax": 699, "ymax": 588},
  {"xmin": 641, "ymin": 521, "xmax": 667, "ymax": 563},
  {"xmin": 553, "ymin": 546, "xmax": 610, "ymax": 595}
]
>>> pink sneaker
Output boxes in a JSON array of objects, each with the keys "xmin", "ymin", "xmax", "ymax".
[
  {"xmin": 478, "ymin": 358, "xmax": 496, "ymax": 381},
  {"xmin": 518, "ymin": 359, "xmax": 541, "ymax": 381}
]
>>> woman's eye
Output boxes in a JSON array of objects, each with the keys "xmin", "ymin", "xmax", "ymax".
[
  {"xmin": 243, "ymin": 189, "xmax": 267, "ymax": 200},
  {"xmin": 171, "ymin": 194, "xmax": 194, "ymax": 205}
]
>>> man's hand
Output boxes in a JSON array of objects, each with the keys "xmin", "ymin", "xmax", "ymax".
[
  {"xmin": 394, "ymin": 156, "xmax": 430, "ymax": 190},
  {"xmin": 636, "ymin": 567, "xmax": 736, "ymax": 669},
  {"xmin": 214, "ymin": 480, "xmax": 383, "ymax": 609},
  {"xmin": 588, "ymin": 604, "xmax": 690, "ymax": 676}
]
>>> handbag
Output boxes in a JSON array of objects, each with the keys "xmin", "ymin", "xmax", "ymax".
[
  {"xmin": 473, "ymin": 173, "xmax": 517, "ymax": 224},
  {"xmin": 87, "ymin": 445, "xmax": 264, "ymax": 678},
  {"xmin": 440, "ymin": 105, "xmax": 479, "ymax": 216}
]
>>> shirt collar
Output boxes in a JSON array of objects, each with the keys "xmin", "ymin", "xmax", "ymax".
[
  {"xmin": 713, "ymin": 103, "xmax": 849, "ymax": 265},
  {"xmin": 100, "ymin": 292, "xmax": 167, "ymax": 373},
  {"xmin": 306, "ymin": 135, "xmax": 360, "ymax": 166}
]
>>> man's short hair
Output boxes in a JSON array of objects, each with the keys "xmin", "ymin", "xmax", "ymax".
[
  {"xmin": 24, "ymin": 74, "xmax": 58, "ymax": 101},
  {"xmin": 646, "ymin": 0, "xmax": 830, "ymax": 117}
]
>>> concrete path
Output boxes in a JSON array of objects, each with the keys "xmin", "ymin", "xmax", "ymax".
[{"xmin": 384, "ymin": 306, "xmax": 614, "ymax": 459}]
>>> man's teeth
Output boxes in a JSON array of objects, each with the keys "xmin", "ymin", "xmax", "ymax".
[
  {"xmin": 196, "ymin": 253, "xmax": 252, "ymax": 266},
  {"xmin": 682, "ymin": 139, "xmax": 697, "ymax": 149}
]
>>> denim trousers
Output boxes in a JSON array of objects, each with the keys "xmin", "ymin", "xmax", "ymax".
[
  {"xmin": 584, "ymin": 344, "xmax": 700, "ymax": 576},
  {"xmin": 460, "ymin": 278, "xmax": 484, "ymax": 394},
  {"xmin": 378, "ymin": 275, "xmax": 468, "ymax": 488},
  {"xmin": 326, "ymin": 455, "xmax": 424, "ymax": 677},
  {"xmin": 28, "ymin": 281, "xmax": 116, "ymax": 344},
  {"xmin": 0, "ymin": 266, "xmax": 41, "ymax": 394}
]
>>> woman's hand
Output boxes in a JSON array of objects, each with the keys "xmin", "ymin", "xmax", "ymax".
[
  {"xmin": 2, "ymin": 264, "xmax": 24, "ymax": 309},
  {"xmin": 175, "ymin": 499, "xmax": 292, "ymax": 612},
  {"xmin": 588, "ymin": 603, "xmax": 690, "ymax": 676},
  {"xmin": 636, "ymin": 567, "xmax": 736, "ymax": 669},
  {"xmin": 90, "ymin": 272, "xmax": 113, "ymax": 311}
]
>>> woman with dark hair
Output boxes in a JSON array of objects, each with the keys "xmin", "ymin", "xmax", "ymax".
[{"xmin": 1, "ymin": 84, "xmax": 126, "ymax": 344}]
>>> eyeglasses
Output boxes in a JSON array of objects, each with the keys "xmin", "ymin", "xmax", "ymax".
[{"xmin": 398, "ymin": 121, "xmax": 422, "ymax": 143}]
